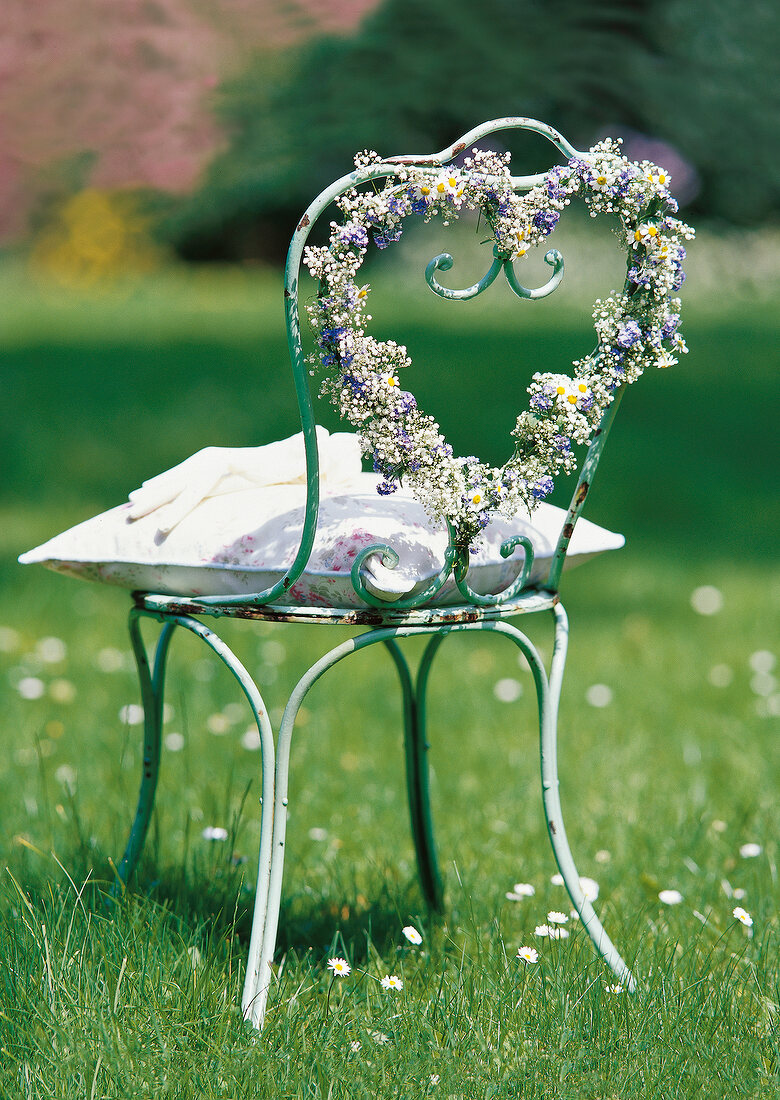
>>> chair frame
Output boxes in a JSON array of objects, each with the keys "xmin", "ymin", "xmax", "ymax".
[{"xmin": 119, "ymin": 118, "xmax": 639, "ymax": 1029}]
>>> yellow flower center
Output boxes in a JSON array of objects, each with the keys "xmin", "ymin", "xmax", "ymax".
[
  {"xmin": 448, "ymin": 177, "xmax": 458, "ymax": 187},
  {"xmin": 578, "ymin": 383, "xmax": 588, "ymax": 393},
  {"xmin": 567, "ymin": 394, "xmax": 578, "ymax": 404},
  {"xmin": 634, "ymin": 229, "xmax": 643, "ymax": 241},
  {"xmin": 436, "ymin": 182, "xmax": 446, "ymax": 194},
  {"xmin": 472, "ymin": 493, "xmax": 482, "ymax": 505},
  {"xmin": 648, "ymin": 225, "xmax": 658, "ymax": 237},
  {"xmin": 658, "ymin": 173, "xmax": 666, "ymax": 185},
  {"xmin": 556, "ymin": 385, "xmax": 566, "ymax": 395},
  {"xmin": 420, "ymin": 185, "xmax": 430, "ymax": 196},
  {"xmin": 596, "ymin": 175, "xmax": 607, "ymax": 186}
]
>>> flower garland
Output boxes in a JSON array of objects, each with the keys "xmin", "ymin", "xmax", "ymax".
[{"xmin": 303, "ymin": 140, "xmax": 693, "ymax": 547}]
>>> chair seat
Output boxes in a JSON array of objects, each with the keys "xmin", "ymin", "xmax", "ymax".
[{"xmin": 21, "ymin": 471, "xmax": 623, "ymax": 610}]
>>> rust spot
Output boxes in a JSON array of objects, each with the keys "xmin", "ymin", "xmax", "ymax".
[
  {"xmin": 451, "ymin": 142, "xmax": 466, "ymax": 156},
  {"xmin": 284, "ymin": 288, "xmax": 291, "ymax": 298},
  {"xmin": 562, "ymin": 523, "xmax": 574, "ymax": 539},
  {"xmin": 297, "ymin": 214, "xmax": 310, "ymax": 231},
  {"xmin": 549, "ymin": 820, "xmax": 557, "ymax": 835},
  {"xmin": 575, "ymin": 481, "xmax": 589, "ymax": 506}
]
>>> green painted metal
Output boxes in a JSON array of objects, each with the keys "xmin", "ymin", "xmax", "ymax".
[
  {"xmin": 384, "ymin": 637, "xmax": 445, "ymax": 912},
  {"xmin": 109, "ymin": 119, "xmax": 650, "ymax": 1029},
  {"xmin": 182, "ymin": 116, "xmax": 604, "ymax": 612},
  {"xmin": 119, "ymin": 608, "xmax": 276, "ymax": 1028}
]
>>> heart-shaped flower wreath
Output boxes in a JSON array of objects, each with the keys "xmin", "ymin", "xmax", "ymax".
[{"xmin": 303, "ymin": 140, "xmax": 693, "ymax": 549}]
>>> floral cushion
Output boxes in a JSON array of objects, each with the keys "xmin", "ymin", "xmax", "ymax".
[{"xmin": 20, "ymin": 472, "xmax": 624, "ymax": 609}]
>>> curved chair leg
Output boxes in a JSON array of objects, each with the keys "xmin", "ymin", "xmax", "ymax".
[
  {"xmin": 384, "ymin": 637, "xmax": 445, "ymax": 912},
  {"xmin": 120, "ymin": 609, "xmax": 277, "ymax": 1028},
  {"xmin": 116, "ymin": 611, "xmax": 177, "ymax": 886},
  {"xmin": 538, "ymin": 604, "xmax": 636, "ymax": 992}
]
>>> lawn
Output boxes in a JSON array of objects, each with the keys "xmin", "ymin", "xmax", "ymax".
[{"xmin": 0, "ymin": 238, "xmax": 778, "ymax": 1098}]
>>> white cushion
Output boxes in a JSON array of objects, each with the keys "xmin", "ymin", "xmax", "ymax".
[{"xmin": 20, "ymin": 473, "xmax": 624, "ymax": 608}]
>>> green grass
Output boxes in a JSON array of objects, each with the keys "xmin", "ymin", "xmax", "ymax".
[{"xmin": 1, "ymin": 250, "xmax": 778, "ymax": 1097}]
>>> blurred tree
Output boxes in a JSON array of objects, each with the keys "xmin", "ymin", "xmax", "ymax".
[
  {"xmin": 162, "ymin": 0, "xmax": 779, "ymax": 261},
  {"xmin": 162, "ymin": 0, "xmax": 658, "ymax": 261}
]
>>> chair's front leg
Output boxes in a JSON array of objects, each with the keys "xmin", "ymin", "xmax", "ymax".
[
  {"xmin": 540, "ymin": 604, "xmax": 636, "ymax": 992},
  {"xmin": 116, "ymin": 612, "xmax": 176, "ymax": 886}
]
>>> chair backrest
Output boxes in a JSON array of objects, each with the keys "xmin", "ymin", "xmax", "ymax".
[{"xmin": 225, "ymin": 117, "xmax": 691, "ymax": 610}]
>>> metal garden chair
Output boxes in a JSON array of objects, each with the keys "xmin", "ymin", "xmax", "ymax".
[{"xmin": 21, "ymin": 117, "xmax": 692, "ymax": 1029}]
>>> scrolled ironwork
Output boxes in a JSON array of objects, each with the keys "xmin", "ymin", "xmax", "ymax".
[
  {"xmin": 503, "ymin": 247, "xmax": 564, "ymax": 300},
  {"xmin": 424, "ymin": 250, "xmax": 504, "ymax": 301},
  {"xmin": 349, "ymin": 540, "xmax": 458, "ymax": 611},
  {"xmin": 453, "ymin": 534, "xmax": 536, "ymax": 607}
]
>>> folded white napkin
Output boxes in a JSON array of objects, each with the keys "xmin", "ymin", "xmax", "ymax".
[{"xmin": 126, "ymin": 427, "xmax": 363, "ymax": 536}]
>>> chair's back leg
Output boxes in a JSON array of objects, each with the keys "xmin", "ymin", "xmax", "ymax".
[
  {"xmin": 115, "ymin": 613, "xmax": 176, "ymax": 886},
  {"xmin": 384, "ymin": 637, "xmax": 445, "ymax": 912}
]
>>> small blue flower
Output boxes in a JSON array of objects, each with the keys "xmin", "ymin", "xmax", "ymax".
[
  {"xmin": 532, "ymin": 476, "xmax": 554, "ymax": 500},
  {"xmin": 377, "ymin": 479, "xmax": 398, "ymax": 496},
  {"xmin": 616, "ymin": 320, "xmax": 642, "ymax": 348}
]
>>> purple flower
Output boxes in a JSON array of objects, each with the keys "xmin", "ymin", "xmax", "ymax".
[
  {"xmin": 616, "ymin": 320, "xmax": 642, "ymax": 348},
  {"xmin": 377, "ymin": 479, "xmax": 398, "ymax": 496},
  {"xmin": 553, "ymin": 434, "xmax": 571, "ymax": 454},
  {"xmin": 530, "ymin": 389, "xmax": 554, "ymax": 413},
  {"xmin": 410, "ymin": 198, "xmax": 428, "ymax": 216},
  {"xmin": 373, "ymin": 225, "xmax": 403, "ymax": 250},
  {"xmin": 531, "ymin": 476, "xmax": 554, "ymax": 500},
  {"xmin": 533, "ymin": 209, "xmax": 560, "ymax": 235},
  {"xmin": 662, "ymin": 313, "xmax": 680, "ymax": 339},
  {"xmin": 628, "ymin": 266, "xmax": 651, "ymax": 287},
  {"xmin": 338, "ymin": 223, "xmax": 369, "ymax": 248},
  {"xmin": 320, "ymin": 325, "xmax": 346, "ymax": 346}
]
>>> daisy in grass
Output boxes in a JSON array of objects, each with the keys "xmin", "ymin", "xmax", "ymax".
[
  {"xmin": 549, "ymin": 927, "xmax": 570, "ymax": 940},
  {"xmin": 380, "ymin": 974, "xmax": 403, "ymax": 991},
  {"xmin": 327, "ymin": 957, "xmax": 351, "ymax": 977},
  {"xmin": 733, "ymin": 907, "xmax": 753, "ymax": 927},
  {"xmin": 547, "ymin": 911, "xmax": 568, "ymax": 924},
  {"xmin": 517, "ymin": 946, "xmax": 539, "ymax": 965},
  {"xmin": 402, "ymin": 925, "xmax": 423, "ymax": 945},
  {"xmin": 605, "ymin": 983, "xmax": 624, "ymax": 994}
]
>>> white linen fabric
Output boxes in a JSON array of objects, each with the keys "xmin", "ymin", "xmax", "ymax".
[{"xmin": 20, "ymin": 430, "xmax": 624, "ymax": 607}]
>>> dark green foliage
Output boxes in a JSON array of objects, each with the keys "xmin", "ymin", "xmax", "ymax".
[{"xmin": 160, "ymin": 0, "xmax": 779, "ymax": 261}]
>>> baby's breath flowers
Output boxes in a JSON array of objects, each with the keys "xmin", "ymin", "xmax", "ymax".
[
  {"xmin": 327, "ymin": 957, "xmax": 351, "ymax": 977},
  {"xmin": 304, "ymin": 139, "xmax": 693, "ymax": 547},
  {"xmin": 380, "ymin": 974, "xmax": 403, "ymax": 991}
]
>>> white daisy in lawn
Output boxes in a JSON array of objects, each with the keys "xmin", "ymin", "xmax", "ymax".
[
  {"xmin": 380, "ymin": 974, "xmax": 403, "ymax": 991},
  {"xmin": 534, "ymin": 925, "xmax": 550, "ymax": 938},
  {"xmin": 739, "ymin": 842, "xmax": 762, "ymax": 859},
  {"xmin": 579, "ymin": 876, "xmax": 600, "ymax": 901},
  {"xmin": 328, "ymin": 957, "xmax": 351, "ymax": 977},
  {"xmin": 547, "ymin": 911, "xmax": 569, "ymax": 924},
  {"xmin": 658, "ymin": 889, "xmax": 683, "ymax": 905},
  {"xmin": 605, "ymin": 983, "xmax": 624, "ymax": 994},
  {"xmin": 548, "ymin": 927, "xmax": 570, "ymax": 940},
  {"xmin": 201, "ymin": 826, "xmax": 228, "ymax": 841},
  {"xmin": 402, "ymin": 925, "xmax": 422, "ymax": 945},
  {"xmin": 506, "ymin": 882, "xmax": 536, "ymax": 901},
  {"xmin": 349, "ymin": 1040, "xmax": 362, "ymax": 1053},
  {"xmin": 517, "ymin": 946, "xmax": 539, "ymax": 965},
  {"xmin": 733, "ymin": 907, "xmax": 753, "ymax": 927}
]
